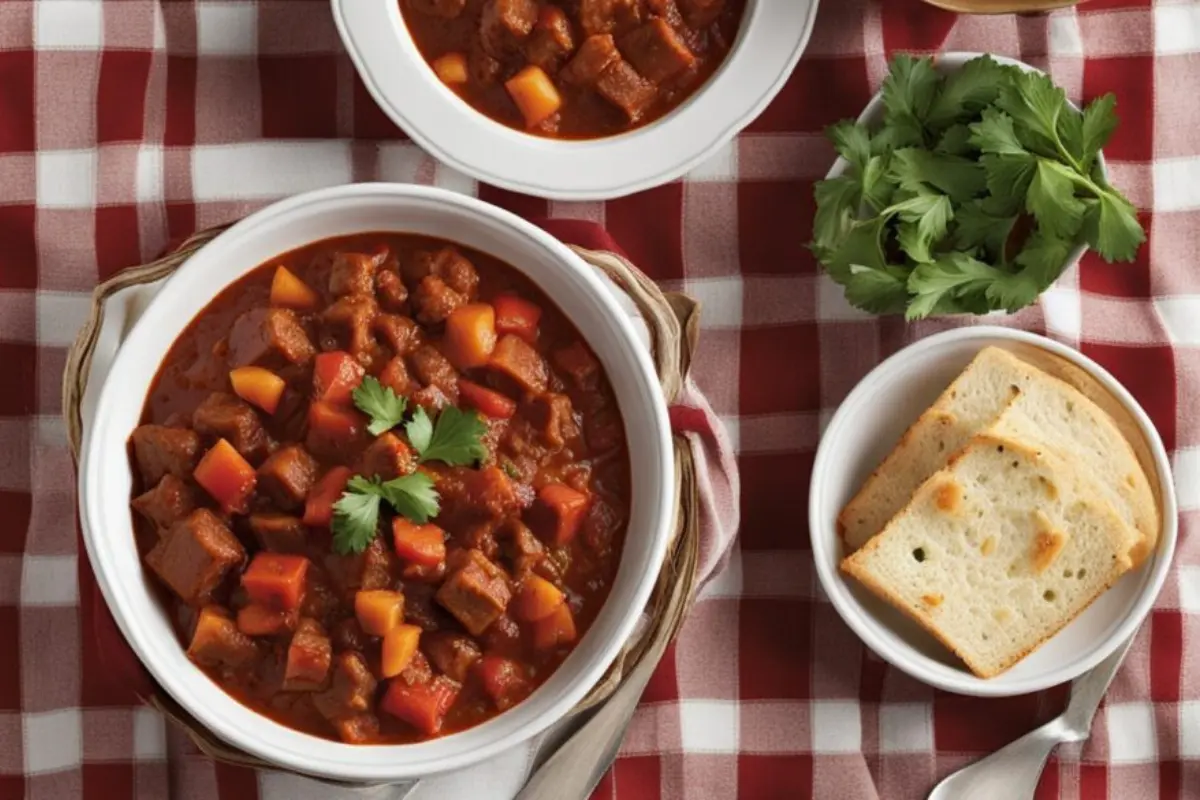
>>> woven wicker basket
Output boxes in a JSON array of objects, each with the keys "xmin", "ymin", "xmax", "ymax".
[{"xmin": 63, "ymin": 224, "xmax": 704, "ymax": 786}]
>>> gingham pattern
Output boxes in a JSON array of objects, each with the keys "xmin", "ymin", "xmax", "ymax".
[{"xmin": 1, "ymin": 1, "xmax": 1197, "ymax": 798}]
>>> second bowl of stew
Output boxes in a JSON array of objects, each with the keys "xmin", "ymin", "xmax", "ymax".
[
  {"xmin": 332, "ymin": 0, "xmax": 819, "ymax": 199},
  {"xmin": 80, "ymin": 184, "xmax": 674, "ymax": 781}
]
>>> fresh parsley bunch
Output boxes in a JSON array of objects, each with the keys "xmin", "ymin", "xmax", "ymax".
[{"xmin": 811, "ymin": 54, "xmax": 1145, "ymax": 320}]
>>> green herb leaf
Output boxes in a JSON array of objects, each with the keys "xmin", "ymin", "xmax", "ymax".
[
  {"xmin": 331, "ymin": 478, "xmax": 384, "ymax": 555},
  {"xmin": 969, "ymin": 108, "xmax": 1028, "ymax": 157},
  {"xmin": 827, "ymin": 120, "xmax": 872, "ymax": 171},
  {"xmin": 952, "ymin": 199, "xmax": 1017, "ymax": 261},
  {"xmin": 890, "ymin": 148, "xmax": 987, "ymax": 203},
  {"xmin": 995, "ymin": 69, "xmax": 1069, "ymax": 160},
  {"xmin": 980, "ymin": 153, "xmax": 1037, "ymax": 214},
  {"xmin": 893, "ymin": 192, "xmax": 954, "ymax": 264},
  {"xmin": 353, "ymin": 376, "xmax": 409, "ymax": 436},
  {"xmin": 1014, "ymin": 229, "xmax": 1075, "ymax": 289},
  {"xmin": 1081, "ymin": 192, "xmax": 1144, "ymax": 263},
  {"xmin": 861, "ymin": 155, "xmax": 895, "ymax": 210},
  {"xmin": 1026, "ymin": 158, "xmax": 1087, "ymax": 240},
  {"xmin": 377, "ymin": 472, "xmax": 440, "ymax": 525},
  {"xmin": 408, "ymin": 406, "xmax": 488, "ymax": 467},
  {"xmin": 926, "ymin": 54, "xmax": 1008, "ymax": 131},
  {"xmin": 935, "ymin": 124, "xmax": 974, "ymax": 157},
  {"xmin": 812, "ymin": 175, "xmax": 862, "ymax": 251},
  {"xmin": 823, "ymin": 216, "xmax": 889, "ymax": 282},
  {"xmin": 881, "ymin": 55, "xmax": 939, "ymax": 146},
  {"xmin": 843, "ymin": 265, "xmax": 912, "ymax": 315},
  {"xmin": 1080, "ymin": 93, "xmax": 1118, "ymax": 169},
  {"xmin": 906, "ymin": 253, "xmax": 1010, "ymax": 320}
]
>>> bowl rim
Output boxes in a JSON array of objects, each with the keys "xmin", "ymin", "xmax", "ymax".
[
  {"xmin": 330, "ymin": 0, "xmax": 819, "ymax": 201},
  {"xmin": 809, "ymin": 325, "xmax": 1178, "ymax": 697},
  {"xmin": 78, "ymin": 183, "xmax": 675, "ymax": 780}
]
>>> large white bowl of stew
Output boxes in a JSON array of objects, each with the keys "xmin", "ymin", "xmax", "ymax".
[
  {"xmin": 331, "ymin": 0, "xmax": 819, "ymax": 199},
  {"xmin": 78, "ymin": 183, "xmax": 674, "ymax": 781}
]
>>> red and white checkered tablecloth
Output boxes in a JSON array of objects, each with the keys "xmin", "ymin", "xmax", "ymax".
[{"xmin": 1, "ymin": 1, "xmax": 1197, "ymax": 798}]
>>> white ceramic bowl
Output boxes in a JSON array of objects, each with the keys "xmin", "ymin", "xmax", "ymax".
[
  {"xmin": 810, "ymin": 326, "xmax": 1177, "ymax": 697},
  {"xmin": 331, "ymin": 0, "xmax": 818, "ymax": 200},
  {"xmin": 78, "ymin": 184, "xmax": 675, "ymax": 782}
]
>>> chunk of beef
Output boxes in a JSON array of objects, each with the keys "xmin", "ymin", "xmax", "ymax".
[
  {"xmin": 256, "ymin": 445, "xmax": 318, "ymax": 509},
  {"xmin": 359, "ymin": 432, "xmax": 417, "ymax": 481},
  {"xmin": 283, "ymin": 618, "xmax": 333, "ymax": 691},
  {"xmin": 523, "ymin": 393, "xmax": 582, "ymax": 450},
  {"xmin": 410, "ymin": 344, "xmax": 460, "ymax": 403},
  {"xmin": 329, "ymin": 251, "xmax": 384, "ymax": 298},
  {"xmin": 526, "ymin": 5, "xmax": 577, "ymax": 73},
  {"xmin": 331, "ymin": 617, "xmax": 369, "ymax": 652},
  {"xmin": 322, "ymin": 295, "xmax": 379, "ymax": 358},
  {"xmin": 409, "ymin": 0, "xmax": 466, "ymax": 17},
  {"xmin": 482, "ymin": 613, "xmax": 521, "ymax": 650},
  {"xmin": 580, "ymin": 0, "xmax": 643, "ymax": 36},
  {"xmin": 480, "ymin": 0, "xmax": 539, "ymax": 57},
  {"xmin": 228, "ymin": 308, "xmax": 315, "ymax": 367},
  {"xmin": 435, "ymin": 549, "xmax": 512, "ymax": 635},
  {"xmin": 376, "ymin": 269, "xmax": 409, "ymax": 312},
  {"xmin": 552, "ymin": 341, "xmax": 600, "ymax": 390},
  {"xmin": 504, "ymin": 520, "xmax": 546, "ymax": 579},
  {"xmin": 334, "ymin": 713, "xmax": 380, "ymax": 744},
  {"xmin": 300, "ymin": 570, "xmax": 340, "ymax": 625},
  {"xmin": 469, "ymin": 41, "xmax": 503, "ymax": 85},
  {"xmin": 379, "ymin": 355, "xmax": 414, "ymax": 397},
  {"xmin": 404, "ymin": 248, "xmax": 479, "ymax": 298},
  {"xmin": 187, "ymin": 606, "xmax": 257, "ymax": 669},
  {"xmin": 373, "ymin": 314, "xmax": 421, "ymax": 356},
  {"xmin": 147, "ymin": 510, "xmax": 246, "ymax": 606},
  {"xmin": 192, "ymin": 392, "xmax": 269, "ymax": 462},
  {"xmin": 437, "ymin": 465, "xmax": 526, "ymax": 523},
  {"xmin": 313, "ymin": 652, "xmax": 377, "ymax": 722},
  {"xmin": 412, "ymin": 276, "xmax": 466, "ymax": 325},
  {"xmin": 401, "ymin": 582, "xmax": 447, "ymax": 631},
  {"xmin": 411, "ymin": 384, "xmax": 452, "ymax": 413},
  {"xmin": 248, "ymin": 513, "xmax": 308, "ymax": 554},
  {"xmin": 424, "ymin": 632, "xmax": 482, "ymax": 682},
  {"xmin": 490, "ymin": 334, "xmax": 548, "ymax": 393},
  {"xmin": 324, "ymin": 538, "xmax": 394, "ymax": 599},
  {"xmin": 619, "ymin": 17, "xmax": 695, "ymax": 82},
  {"xmin": 397, "ymin": 649, "xmax": 434, "ymax": 686},
  {"xmin": 130, "ymin": 425, "xmax": 201, "ymax": 485},
  {"xmin": 132, "ymin": 474, "xmax": 197, "ymax": 532},
  {"xmin": 561, "ymin": 34, "xmax": 620, "ymax": 87},
  {"xmin": 678, "ymin": 0, "xmax": 724, "ymax": 28},
  {"xmin": 459, "ymin": 520, "xmax": 500, "ymax": 561},
  {"xmin": 582, "ymin": 497, "xmax": 622, "ymax": 553},
  {"xmin": 597, "ymin": 58, "xmax": 657, "ymax": 120},
  {"xmin": 585, "ymin": 407, "xmax": 624, "ymax": 453}
]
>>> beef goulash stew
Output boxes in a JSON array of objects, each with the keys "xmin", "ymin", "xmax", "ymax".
[
  {"xmin": 127, "ymin": 234, "xmax": 630, "ymax": 744},
  {"xmin": 400, "ymin": 0, "xmax": 746, "ymax": 138}
]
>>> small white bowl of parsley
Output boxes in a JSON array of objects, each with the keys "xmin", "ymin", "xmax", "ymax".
[{"xmin": 812, "ymin": 52, "xmax": 1145, "ymax": 320}]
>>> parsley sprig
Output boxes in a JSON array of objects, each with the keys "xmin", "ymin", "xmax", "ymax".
[
  {"xmin": 329, "ymin": 378, "xmax": 490, "ymax": 554},
  {"xmin": 812, "ymin": 54, "xmax": 1144, "ymax": 320}
]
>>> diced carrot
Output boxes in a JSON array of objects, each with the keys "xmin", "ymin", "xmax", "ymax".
[
  {"xmin": 529, "ymin": 483, "xmax": 590, "ymax": 546},
  {"xmin": 489, "ymin": 334, "xmax": 548, "ymax": 393},
  {"xmin": 306, "ymin": 402, "xmax": 367, "ymax": 455},
  {"xmin": 443, "ymin": 303, "xmax": 497, "ymax": 370},
  {"xmin": 552, "ymin": 341, "xmax": 599, "ymax": 388},
  {"xmin": 313, "ymin": 351, "xmax": 365, "ymax": 406},
  {"xmin": 505, "ymin": 65, "xmax": 562, "ymax": 128},
  {"xmin": 392, "ymin": 519, "xmax": 446, "ymax": 568},
  {"xmin": 457, "ymin": 378, "xmax": 516, "ymax": 420},
  {"xmin": 242, "ymin": 553, "xmax": 309, "ymax": 611},
  {"xmin": 236, "ymin": 603, "xmax": 298, "ymax": 637},
  {"xmin": 355, "ymin": 589, "xmax": 405, "ymax": 637},
  {"xmin": 432, "ymin": 52, "xmax": 469, "ymax": 85},
  {"xmin": 380, "ymin": 624, "xmax": 422, "ymax": 678},
  {"xmin": 304, "ymin": 466, "xmax": 353, "ymax": 526},
  {"xmin": 194, "ymin": 438, "xmax": 257, "ymax": 513},
  {"xmin": 379, "ymin": 356, "xmax": 411, "ymax": 397},
  {"xmin": 270, "ymin": 266, "xmax": 320, "ymax": 311},
  {"xmin": 493, "ymin": 294, "xmax": 542, "ymax": 343},
  {"xmin": 531, "ymin": 602, "xmax": 577, "ymax": 651},
  {"xmin": 512, "ymin": 574, "xmax": 566, "ymax": 622},
  {"xmin": 477, "ymin": 655, "xmax": 531, "ymax": 711},
  {"xmin": 228, "ymin": 366, "xmax": 286, "ymax": 414},
  {"xmin": 381, "ymin": 676, "xmax": 460, "ymax": 735}
]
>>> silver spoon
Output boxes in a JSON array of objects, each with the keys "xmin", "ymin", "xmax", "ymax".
[{"xmin": 927, "ymin": 632, "xmax": 1137, "ymax": 800}]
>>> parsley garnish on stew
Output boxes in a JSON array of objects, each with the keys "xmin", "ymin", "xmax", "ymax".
[
  {"xmin": 333, "ymin": 395, "xmax": 489, "ymax": 554},
  {"xmin": 352, "ymin": 376, "xmax": 409, "ymax": 436},
  {"xmin": 331, "ymin": 473, "xmax": 440, "ymax": 555}
]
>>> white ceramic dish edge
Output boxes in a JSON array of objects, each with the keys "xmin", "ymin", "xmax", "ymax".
[
  {"xmin": 79, "ymin": 184, "xmax": 675, "ymax": 781},
  {"xmin": 810, "ymin": 326, "xmax": 1177, "ymax": 697},
  {"xmin": 330, "ymin": 0, "xmax": 819, "ymax": 201}
]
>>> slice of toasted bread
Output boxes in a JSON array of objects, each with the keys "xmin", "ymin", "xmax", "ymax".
[
  {"xmin": 838, "ymin": 347, "xmax": 1158, "ymax": 565},
  {"xmin": 841, "ymin": 433, "xmax": 1138, "ymax": 678}
]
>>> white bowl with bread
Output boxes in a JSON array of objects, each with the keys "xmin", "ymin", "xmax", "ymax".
[{"xmin": 810, "ymin": 327, "xmax": 1176, "ymax": 697}]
